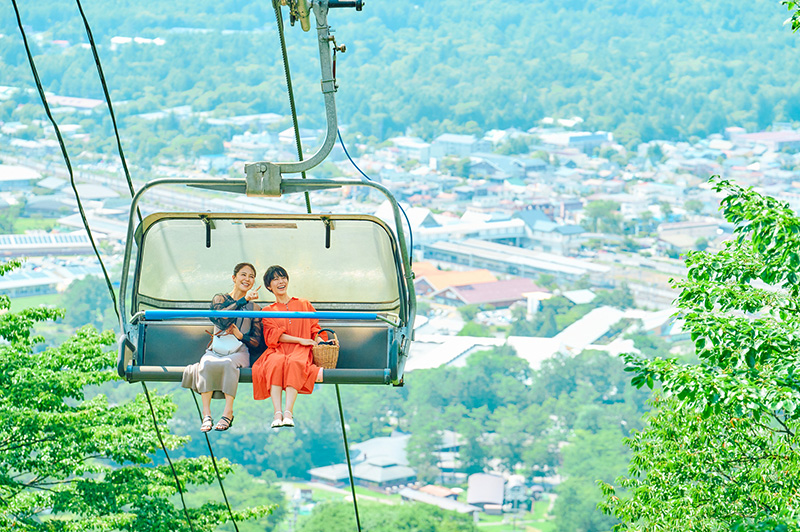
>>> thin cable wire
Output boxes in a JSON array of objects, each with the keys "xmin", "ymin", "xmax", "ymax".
[
  {"xmin": 74, "ymin": 5, "xmax": 244, "ymax": 525},
  {"xmin": 335, "ymin": 384, "xmax": 362, "ymax": 532},
  {"xmin": 74, "ymin": 0, "xmax": 142, "ymax": 223},
  {"xmin": 272, "ymin": 4, "xmax": 361, "ymax": 529},
  {"xmin": 190, "ymin": 391, "xmax": 240, "ymax": 532},
  {"xmin": 11, "ymin": 0, "xmax": 121, "ymax": 325},
  {"xmin": 337, "ymin": 128, "xmax": 414, "ymax": 259},
  {"xmin": 272, "ymin": 0, "xmax": 312, "ymax": 213},
  {"xmin": 142, "ymin": 383, "xmax": 196, "ymax": 532},
  {"xmin": 15, "ymin": 5, "xmax": 212, "ymax": 529}
]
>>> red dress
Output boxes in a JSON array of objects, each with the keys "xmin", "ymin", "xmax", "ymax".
[{"xmin": 252, "ymin": 298, "xmax": 323, "ymax": 400}]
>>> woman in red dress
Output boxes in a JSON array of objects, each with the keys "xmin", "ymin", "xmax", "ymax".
[{"xmin": 252, "ymin": 265, "xmax": 334, "ymax": 428}]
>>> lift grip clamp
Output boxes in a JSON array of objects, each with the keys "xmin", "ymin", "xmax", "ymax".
[{"xmin": 329, "ymin": 0, "xmax": 364, "ymax": 9}]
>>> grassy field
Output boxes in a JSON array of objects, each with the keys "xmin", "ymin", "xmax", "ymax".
[
  {"xmin": 14, "ymin": 218, "xmax": 57, "ymax": 232},
  {"xmin": 9, "ymin": 293, "xmax": 61, "ymax": 313}
]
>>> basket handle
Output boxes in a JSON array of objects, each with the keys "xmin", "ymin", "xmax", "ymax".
[{"xmin": 317, "ymin": 328, "xmax": 338, "ymax": 343}]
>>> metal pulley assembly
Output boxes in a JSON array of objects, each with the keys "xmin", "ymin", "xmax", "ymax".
[{"xmin": 282, "ymin": 0, "xmax": 363, "ymax": 32}]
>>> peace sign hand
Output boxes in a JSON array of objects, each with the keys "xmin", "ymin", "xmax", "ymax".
[{"xmin": 245, "ymin": 285, "xmax": 261, "ymax": 301}]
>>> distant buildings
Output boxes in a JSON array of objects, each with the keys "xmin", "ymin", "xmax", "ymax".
[
  {"xmin": 467, "ymin": 473, "xmax": 505, "ymax": 514},
  {"xmin": 308, "ymin": 433, "xmax": 417, "ymax": 489},
  {"xmin": 514, "ymin": 209, "xmax": 585, "ymax": 254},
  {"xmin": 421, "ymin": 239, "xmax": 611, "ymax": 284},
  {"xmin": 430, "ymin": 134, "xmax": 491, "ymax": 159},
  {"xmin": 431, "ymin": 278, "xmax": 544, "ymax": 308},
  {"xmin": 0, "ymin": 164, "xmax": 40, "ymax": 191}
]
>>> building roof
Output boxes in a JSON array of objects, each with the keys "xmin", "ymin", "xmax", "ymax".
[
  {"xmin": 47, "ymin": 95, "xmax": 105, "ymax": 109},
  {"xmin": 414, "ymin": 266, "xmax": 497, "ymax": 292},
  {"xmin": 353, "ymin": 462, "xmax": 416, "ymax": 484},
  {"xmin": 424, "ymin": 239, "xmax": 611, "ymax": 277},
  {"xmin": 467, "ymin": 473, "xmax": 505, "ymax": 505},
  {"xmin": 351, "ymin": 433, "xmax": 410, "ymax": 466},
  {"xmin": 418, "ymin": 485, "xmax": 457, "ymax": 498},
  {"xmin": 433, "ymin": 278, "xmax": 544, "ymax": 306},
  {"xmin": 307, "ymin": 460, "xmax": 416, "ymax": 484},
  {"xmin": 0, "ymin": 232, "xmax": 92, "ymax": 255},
  {"xmin": 434, "ymin": 133, "xmax": 479, "ymax": 145},
  {"xmin": 375, "ymin": 201, "xmax": 439, "ymax": 231},
  {"xmin": 0, "ymin": 268, "xmax": 61, "ymax": 292},
  {"xmin": 514, "ymin": 209, "xmax": 584, "ymax": 235},
  {"xmin": 555, "ymin": 306, "xmax": 626, "ymax": 353},
  {"xmin": 37, "ymin": 176, "xmax": 68, "ymax": 190},
  {"xmin": 307, "ymin": 464, "xmax": 350, "ymax": 482},
  {"xmin": 737, "ymin": 130, "xmax": 800, "ymax": 144},
  {"xmin": 0, "ymin": 164, "xmax": 41, "ymax": 182},
  {"xmin": 399, "ymin": 488, "xmax": 480, "ymax": 514},
  {"xmin": 562, "ymin": 289, "xmax": 596, "ymax": 305}
]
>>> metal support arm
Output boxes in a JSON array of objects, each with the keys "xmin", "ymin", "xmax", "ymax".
[{"xmin": 245, "ymin": 0, "xmax": 341, "ymax": 196}]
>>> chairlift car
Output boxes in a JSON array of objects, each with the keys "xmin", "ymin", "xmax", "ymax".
[{"xmin": 116, "ymin": 177, "xmax": 416, "ymax": 386}]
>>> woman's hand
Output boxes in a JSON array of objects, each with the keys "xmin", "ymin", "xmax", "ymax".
[
  {"xmin": 227, "ymin": 324, "xmax": 243, "ymax": 340},
  {"xmin": 298, "ymin": 338, "xmax": 316, "ymax": 347},
  {"xmin": 315, "ymin": 335, "xmax": 337, "ymax": 346},
  {"xmin": 245, "ymin": 285, "xmax": 261, "ymax": 301}
]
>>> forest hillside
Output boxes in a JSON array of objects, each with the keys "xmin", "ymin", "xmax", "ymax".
[{"xmin": 1, "ymin": 0, "xmax": 798, "ymax": 145}]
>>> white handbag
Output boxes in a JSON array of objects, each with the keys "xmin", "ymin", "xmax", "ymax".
[{"xmin": 211, "ymin": 332, "xmax": 243, "ymax": 356}]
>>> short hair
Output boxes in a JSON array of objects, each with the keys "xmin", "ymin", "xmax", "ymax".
[
  {"xmin": 233, "ymin": 262, "xmax": 256, "ymax": 277},
  {"xmin": 264, "ymin": 265, "xmax": 289, "ymax": 291}
]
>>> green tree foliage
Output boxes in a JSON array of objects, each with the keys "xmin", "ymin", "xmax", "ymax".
[
  {"xmin": 495, "ymin": 136, "xmax": 530, "ymax": 155},
  {"xmin": 298, "ymin": 501, "xmax": 478, "ymax": 532},
  {"xmin": 684, "ymin": 198, "xmax": 704, "ymax": 215},
  {"xmin": 784, "ymin": 1, "xmax": 800, "ymax": 32},
  {"xmin": 583, "ymin": 200, "xmax": 622, "ymax": 234},
  {"xmin": 457, "ymin": 321, "xmax": 492, "ymax": 337},
  {"xmin": 624, "ymin": 331, "xmax": 672, "ymax": 359},
  {"xmin": 510, "ymin": 296, "xmax": 597, "ymax": 338},
  {"xmin": 0, "ymin": 262, "xmax": 270, "ymax": 530},
  {"xmin": 594, "ymin": 284, "xmax": 635, "ymax": 309},
  {"xmin": 439, "ymin": 157, "xmax": 472, "ymax": 178},
  {"xmin": 61, "ymin": 274, "xmax": 118, "ymax": 331},
  {"xmin": 6, "ymin": 1, "xmax": 800, "ymax": 151},
  {"xmin": 554, "ymin": 429, "xmax": 629, "ymax": 532},
  {"xmin": 601, "ymin": 179, "xmax": 800, "ymax": 530}
]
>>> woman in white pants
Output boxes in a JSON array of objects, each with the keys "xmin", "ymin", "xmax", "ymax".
[{"xmin": 182, "ymin": 262, "xmax": 263, "ymax": 431}]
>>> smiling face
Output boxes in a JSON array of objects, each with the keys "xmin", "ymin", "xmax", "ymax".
[
  {"xmin": 232, "ymin": 265, "xmax": 256, "ymax": 292},
  {"xmin": 268, "ymin": 274, "xmax": 289, "ymax": 298}
]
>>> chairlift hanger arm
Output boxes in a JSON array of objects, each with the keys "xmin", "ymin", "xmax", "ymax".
[{"xmin": 245, "ymin": 0, "xmax": 362, "ymax": 194}]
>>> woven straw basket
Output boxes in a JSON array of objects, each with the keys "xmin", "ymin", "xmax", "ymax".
[{"xmin": 312, "ymin": 328, "xmax": 339, "ymax": 369}]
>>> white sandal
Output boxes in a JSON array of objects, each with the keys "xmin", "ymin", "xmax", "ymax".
[
  {"xmin": 270, "ymin": 411, "xmax": 283, "ymax": 429},
  {"xmin": 282, "ymin": 410, "xmax": 295, "ymax": 428}
]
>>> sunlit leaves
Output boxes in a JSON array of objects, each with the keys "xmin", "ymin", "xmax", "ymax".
[
  {"xmin": 603, "ymin": 180, "xmax": 800, "ymax": 530},
  {"xmin": 0, "ymin": 262, "xmax": 271, "ymax": 530},
  {"xmin": 784, "ymin": 1, "xmax": 800, "ymax": 32}
]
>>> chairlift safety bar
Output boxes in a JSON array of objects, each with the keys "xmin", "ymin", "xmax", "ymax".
[{"xmin": 144, "ymin": 309, "xmax": 399, "ymax": 326}]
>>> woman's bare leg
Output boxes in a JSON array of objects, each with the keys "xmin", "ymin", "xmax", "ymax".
[
  {"xmin": 285, "ymin": 386, "xmax": 298, "ymax": 415},
  {"xmin": 222, "ymin": 393, "xmax": 235, "ymax": 419},
  {"xmin": 270, "ymin": 385, "xmax": 283, "ymax": 414},
  {"xmin": 201, "ymin": 391, "xmax": 213, "ymax": 417},
  {"xmin": 316, "ymin": 368, "xmax": 324, "ymax": 382}
]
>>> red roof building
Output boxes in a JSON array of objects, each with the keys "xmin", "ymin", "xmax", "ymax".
[{"xmin": 432, "ymin": 278, "xmax": 546, "ymax": 308}]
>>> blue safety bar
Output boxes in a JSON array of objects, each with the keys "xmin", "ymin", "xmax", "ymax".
[{"xmin": 144, "ymin": 309, "xmax": 380, "ymax": 320}]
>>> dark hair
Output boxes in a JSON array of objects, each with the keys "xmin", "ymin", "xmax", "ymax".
[
  {"xmin": 264, "ymin": 265, "xmax": 289, "ymax": 291},
  {"xmin": 233, "ymin": 262, "xmax": 256, "ymax": 276}
]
